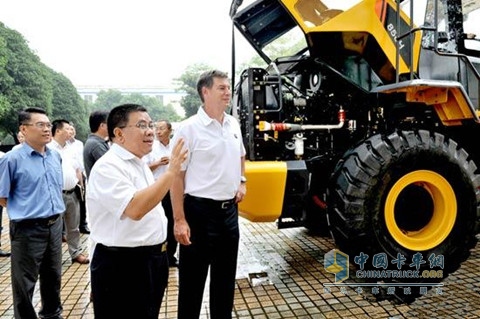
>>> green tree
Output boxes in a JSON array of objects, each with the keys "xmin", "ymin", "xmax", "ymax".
[
  {"xmin": 0, "ymin": 22, "xmax": 89, "ymax": 143},
  {"xmin": 91, "ymin": 90, "xmax": 181, "ymax": 123},
  {"xmin": 235, "ymin": 30, "xmax": 306, "ymax": 79},
  {"xmin": 119, "ymin": 93, "xmax": 180, "ymax": 123},
  {"xmin": 92, "ymin": 89, "xmax": 124, "ymax": 111},
  {"xmin": 0, "ymin": 23, "xmax": 53, "ymax": 140},
  {"xmin": 50, "ymin": 72, "xmax": 89, "ymax": 140},
  {"xmin": 0, "ymin": 35, "xmax": 10, "ymax": 123},
  {"xmin": 175, "ymin": 63, "xmax": 212, "ymax": 118}
]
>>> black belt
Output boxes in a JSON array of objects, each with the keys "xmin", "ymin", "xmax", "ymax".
[
  {"xmin": 185, "ymin": 194, "xmax": 236, "ymax": 209},
  {"xmin": 63, "ymin": 188, "xmax": 75, "ymax": 194},
  {"xmin": 12, "ymin": 214, "xmax": 60, "ymax": 227},
  {"xmin": 96, "ymin": 242, "xmax": 167, "ymax": 254}
]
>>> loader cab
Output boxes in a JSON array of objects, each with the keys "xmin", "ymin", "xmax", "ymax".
[
  {"xmin": 406, "ymin": 0, "xmax": 480, "ymax": 109},
  {"xmin": 458, "ymin": 1, "xmax": 480, "ymax": 57}
]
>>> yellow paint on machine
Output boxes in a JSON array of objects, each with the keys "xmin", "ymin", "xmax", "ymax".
[{"xmin": 239, "ymin": 161, "xmax": 287, "ymax": 222}]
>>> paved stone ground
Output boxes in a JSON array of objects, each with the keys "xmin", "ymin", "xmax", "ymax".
[{"xmin": 0, "ymin": 213, "xmax": 479, "ymax": 318}]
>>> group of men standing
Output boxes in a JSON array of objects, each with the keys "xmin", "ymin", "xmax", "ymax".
[
  {"xmin": 0, "ymin": 69, "xmax": 246, "ymax": 319},
  {"xmin": 48, "ymin": 120, "xmax": 90, "ymax": 265}
]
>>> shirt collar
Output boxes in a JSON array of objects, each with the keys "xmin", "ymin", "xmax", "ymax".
[
  {"xmin": 197, "ymin": 106, "xmax": 230, "ymax": 126},
  {"xmin": 89, "ymin": 133, "xmax": 108, "ymax": 142},
  {"xmin": 23, "ymin": 142, "xmax": 53, "ymax": 157},
  {"xmin": 111, "ymin": 143, "xmax": 141, "ymax": 163},
  {"xmin": 49, "ymin": 139, "xmax": 63, "ymax": 150}
]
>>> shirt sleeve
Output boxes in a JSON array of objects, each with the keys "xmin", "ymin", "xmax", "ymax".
[
  {"xmin": 87, "ymin": 159, "xmax": 137, "ymax": 219},
  {"xmin": 0, "ymin": 155, "xmax": 12, "ymax": 198},
  {"xmin": 171, "ymin": 125, "xmax": 191, "ymax": 172}
]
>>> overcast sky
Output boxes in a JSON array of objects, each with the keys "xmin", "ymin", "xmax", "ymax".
[{"xmin": 0, "ymin": 0, "xmax": 256, "ymax": 87}]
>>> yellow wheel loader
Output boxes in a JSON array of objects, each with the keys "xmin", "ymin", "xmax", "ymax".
[{"xmin": 230, "ymin": 0, "xmax": 480, "ymax": 303}]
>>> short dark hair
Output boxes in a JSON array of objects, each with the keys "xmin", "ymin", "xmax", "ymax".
[
  {"xmin": 107, "ymin": 104, "xmax": 147, "ymax": 140},
  {"xmin": 89, "ymin": 110, "xmax": 109, "ymax": 133},
  {"xmin": 157, "ymin": 119, "xmax": 172, "ymax": 130},
  {"xmin": 18, "ymin": 107, "xmax": 47, "ymax": 126},
  {"xmin": 196, "ymin": 70, "xmax": 229, "ymax": 103},
  {"xmin": 51, "ymin": 119, "xmax": 70, "ymax": 136}
]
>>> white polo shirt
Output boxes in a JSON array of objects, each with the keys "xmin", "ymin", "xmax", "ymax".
[
  {"xmin": 86, "ymin": 143, "xmax": 167, "ymax": 247},
  {"xmin": 68, "ymin": 138, "xmax": 85, "ymax": 172},
  {"xmin": 172, "ymin": 107, "xmax": 246, "ymax": 200},
  {"xmin": 142, "ymin": 140, "xmax": 170, "ymax": 180},
  {"xmin": 48, "ymin": 140, "xmax": 80, "ymax": 191}
]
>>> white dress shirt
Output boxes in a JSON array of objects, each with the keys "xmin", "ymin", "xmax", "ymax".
[
  {"xmin": 142, "ymin": 140, "xmax": 170, "ymax": 180},
  {"xmin": 68, "ymin": 138, "xmax": 85, "ymax": 172},
  {"xmin": 48, "ymin": 140, "xmax": 79, "ymax": 191},
  {"xmin": 172, "ymin": 107, "xmax": 246, "ymax": 200},
  {"xmin": 86, "ymin": 143, "xmax": 168, "ymax": 247}
]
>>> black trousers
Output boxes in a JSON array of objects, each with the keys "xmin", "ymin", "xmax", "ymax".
[
  {"xmin": 162, "ymin": 191, "xmax": 178, "ymax": 263},
  {"xmin": 178, "ymin": 195, "xmax": 240, "ymax": 319},
  {"xmin": 91, "ymin": 243, "xmax": 169, "ymax": 319},
  {"xmin": 10, "ymin": 215, "xmax": 63, "ymax": 319},
  {"xmin": 74, "ymin": 178, "xmax": 88, "ymax": 229}
]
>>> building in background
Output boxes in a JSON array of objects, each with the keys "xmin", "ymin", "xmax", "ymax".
[{"xmin": 76, "ymin": 86, "xmax": 186, "ymax": 117}]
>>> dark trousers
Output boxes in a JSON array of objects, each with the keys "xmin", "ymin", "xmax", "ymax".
[
  {"xmin": 74, "ymin": 178, "xmax": 88, "ymax": 229},
  {"xmin": 10, "ymin": 215, "xmax": 63, "ymax": 319},
  {"xmin": 178, "ymin": 195, "xmax": 240, "ymax": 319},
  {"xmin": 91, "ymin": 243, "xmax": 169, "ymax": 319},
  {"xmin": 162, "ymin": 192, "xmax": 178, "ymax": 263}
]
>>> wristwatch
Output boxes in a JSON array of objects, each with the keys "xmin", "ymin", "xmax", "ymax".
[{"xmin": 240, "ymin": 176, "xmax": 247, "ymax": 183}]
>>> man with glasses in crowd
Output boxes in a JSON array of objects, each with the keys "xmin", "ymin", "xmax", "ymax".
[
  {"xmin": 48, "ymin": 119, "xmax": 90, "ymax": 265},
  {"xmin": 86, "ymin": 104, "xmax": 187, "ymax": 319},
  {"xmin": 0, "ymin": 107, "xmax": 65, "ymax": 319},
  {"xmin": 142, "ymin": 119, "xmax": 179, "ymax": 267}
]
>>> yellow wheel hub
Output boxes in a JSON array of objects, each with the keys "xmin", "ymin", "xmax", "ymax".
[{"xmin": 384, "ymin": 170, "xmax": 456, "ymax": 251}]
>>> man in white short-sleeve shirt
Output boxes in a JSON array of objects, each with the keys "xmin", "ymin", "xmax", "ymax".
[
  {"xmin": 86, "ymin": 103, "xmax": 186, "ymax": 319},
  {"xmin": 171, "ymin": 70, "xmax": 247, "ymax": 319},
  {"xmin": 142, "ymin": 120, "xmax": 179, "ymax": 267}
]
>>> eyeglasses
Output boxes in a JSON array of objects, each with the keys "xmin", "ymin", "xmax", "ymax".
[
  {"xmin": 120, "ymin": 121, "xmax": 155, "ymax": 131},
  {"xmin": 23, "ymin": 122, "xmax": 53, "ymax": 129}
]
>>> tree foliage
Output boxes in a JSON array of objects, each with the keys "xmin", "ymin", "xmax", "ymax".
[
  {"xmin": 235, "ymin": 31, "xmax": 306, "ymax": 79},
  {"xmin": 50, "ymin": 71, "xmax": 89, "ymax": 139},
  {"xmin": 175, "ymin": 63, "xmax": 212, "ymax": 118},
  {"xmin": 91, "ymin": 90, "xmax": 124, "ymax": 111},
  {"xmin": 0, "ymin": 22, "xmax": 89, "ymax": 143},
  {"xmin": 90, "ymin": 89, "xmax": 181, "ymax": 123}
]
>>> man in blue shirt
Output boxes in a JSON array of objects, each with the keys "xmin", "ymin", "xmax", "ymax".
[
  {"xmin": 0, "ymin": 150, "xmax": 9, "ymax": 257},
  {"xmin": 0, "ymin": 107, "xmax": 65, "ymax": 319}
]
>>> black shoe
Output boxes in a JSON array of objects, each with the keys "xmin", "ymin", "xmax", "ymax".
[
  {"xmin": 80, "ymin": 226, "xmax": 90, "ymax": 234},
  {"xmin": 72, "ymin": 254, "xmax": 90, "ymax": 264},
  {"xmin": 0, "ymin": 249, "xmax": 11, "ymax": 257}
]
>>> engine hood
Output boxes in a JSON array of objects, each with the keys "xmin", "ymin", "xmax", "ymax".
[{"xmin": 230, "ymin": 0, "xmax": 298, "ymax": 64}]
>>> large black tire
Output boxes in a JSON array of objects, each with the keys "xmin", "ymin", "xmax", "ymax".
[{"xmin": 328, "ymin": 130, "xmax": 480, "ymax": 303}]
